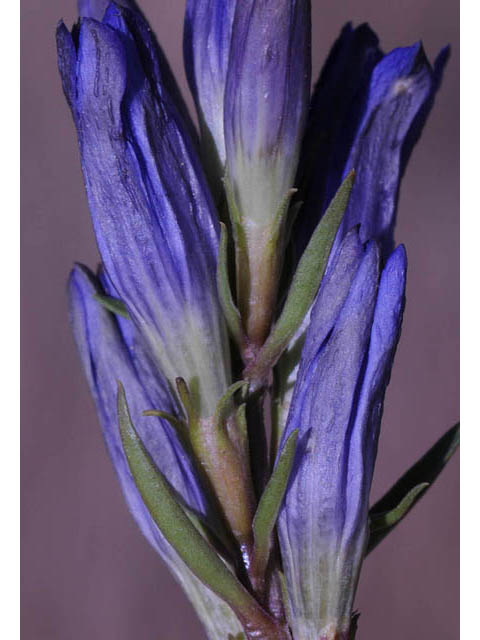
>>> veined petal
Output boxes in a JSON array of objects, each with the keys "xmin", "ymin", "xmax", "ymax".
[
  {"xmin": 340, "ymin": 245, "xmax": 407, "ymax": 550},
  {"xmin": 222, "ymin": 0, "xmax": 311, "ymax": 347},
  {"xmin": 184, "ymin": 0, "xmax": 236, "ymax": 187},
  {"xmin": 68, "ymin": 265, "xmax": 243, "ymax": 640},
  {"xmin": 294, "ymin": 25, "xmax": 447, "ymax": 259},
  {"xmin": 57, "ymin": 11, "xmax": 230, "ymax": 416},
  {"xmin": 278, "ymin": 240, "xmax": 379, "ymax": 639},
  {"xmin": 224, "ymin": 0, "xmax": 311, "ymax": 227},
  {"xmin": 105, "ymin": 2, "xmax": 198, "ymax": 143},
  {"xmin": 338, "ymin": 43, "xmax": 435, "ymax": 254},
  {"xmin": 294, "ymin": 23, "xmax": 381, "ymax": 255},
  {"xmin": 68, "ymin": 264, "xmax": 206, "ymax": 516},
  {"xmin": 278, "ymin": 238, "xmax": 407, "ymax": 639}
]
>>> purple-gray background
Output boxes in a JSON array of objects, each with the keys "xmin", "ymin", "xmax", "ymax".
[{"xmin": 21, "ymin": 1, "xmax": 459, "ymax": 638}]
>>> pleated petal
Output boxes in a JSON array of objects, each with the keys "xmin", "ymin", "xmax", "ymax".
[
  {"xmin": 57, "ymin": 10, "xmax": 230, "ymax": 416},
  {"xmin": 278, "ymin": 238, "xmax": 407, "ymax": 639}
]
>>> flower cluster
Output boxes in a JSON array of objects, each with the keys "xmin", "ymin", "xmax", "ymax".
[{"xmin": 57, "ymin": 2, "xmax": 455, "ymax": 639}]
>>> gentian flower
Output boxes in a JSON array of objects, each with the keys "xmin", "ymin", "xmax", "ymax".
[
  {"xmin": 295, "ymin": 22, "xmax": 448, "ymax": 258},
  {"xmin": 57, "ymin": 3, "xmax": 230, "ymax": 418},
  {"xmin": 277, "ymin": 232, "xmax": 407, "ymax": 639}
]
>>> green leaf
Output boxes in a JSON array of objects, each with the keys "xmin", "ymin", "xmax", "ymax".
[
  {"xmin": 93, "ymin": 293, "xmax": 129, "ymax": 318},
  {"xmin": 217, "ymin": 223, "xmax": 245, "ymax": 348},
  {"xmin": 245, "ymin": 171, "xmax": 355, "ymax": 383},
  {"xmin": 370, "ymin": 482, "xmax": 429, "ymax": 533},
  {"xmin": 252, "ymin": 430, "xmax": 298, "ymax": 576},
  {"xmin": 117, "ymin": 382, "xmax": 272, "ymax": 626},
  {"xmin": 367, "ymin": 422, "xmax": 459, "ymax": 554}
]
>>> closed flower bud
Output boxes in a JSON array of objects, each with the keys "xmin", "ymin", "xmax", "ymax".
[
  {"xmin": 224, "ymin": 0, "xmax": 311, "ymax": 349},
  {"xmin": 57, "ymin": 4, "xmax": 230, "ymax": 417},
  {"xmin": 278, "ymin": 231, "xmax": 407, "ymax": 639}
]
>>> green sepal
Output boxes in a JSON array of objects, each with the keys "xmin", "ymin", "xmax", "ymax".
[
  {"xmin": 176, "ymin": 377, "xmax": 199, "ymax": 426},
  {"xmin": 117, "ymin": 382, "xmax": 270, "ymax": 623},
  {"xmin": 217, "ymin": 222, "xmax": 245, "ymax": 348},
  {"xmin": 181, "ymin": 503, "xmax": 238, "ymax": 567},
  {"xmin": 367, "ymin": 422, "xmax": 459, "ymax": 554},
  {"xmin": 245, "ymin": 171, "xmax": 355, "ymax": 383},
  {"xmin": 93, "ymin": 293, "xmax": 129, "ymax": 318},
  {"xmin": 214, "ymin": 381, "xmax": 248, "ymax": 428},
  {"xmin": 228, "ymin": 634, "xmax": 246, "ymax": 640},
  {"xmin": 269, "ymin": 188, "xmax": 298, "ymax": 246},
  {"xmin": 252, "ymin": 430, "xmax": 299, "ymax": 576}
]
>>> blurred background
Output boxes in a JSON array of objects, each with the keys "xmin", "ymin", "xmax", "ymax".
[{"xmin": 21, "ymin": 0, "xmax": 459, "ymax": 638}]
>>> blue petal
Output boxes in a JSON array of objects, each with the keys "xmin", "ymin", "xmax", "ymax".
[
  {"xmin": 68, "ymin": 265, "xmax": 208, "ymax": 530},
  {"xmin": 104, "ymin": 2, "xmax": 198, "ymax": 144},
  {"xmin": 337, "ymin": 43, "xmax": 436, "ymax": 255},
  {"xmin": 294, "ymin": 27, "xmax": 446, "ymax": 260},
  {"xmin": 184, "ymin": 0, "xmax": 236, "ymax": 171},
  {"xmin": 58, "ymin": 15, "xmax": 230, "ymax": 415},
  {"xmin": 341, "ymin": 244, "xmax": 407, "ymax": 547},
  {"xmin": 278, "ymin": 240, "xmax": 379, "ymax": 637},
  {"xmin": 294, "ymin": 23, "xmax": 382, "ymax": 255},
  {"xmin": 295, "ymin": 228, "xmax": 365, "ymax": 372},
  {"xmin": 223, "ymin": 0, "xmax": 311, "ymax": 225},
  {"xmin": 278, "ymin": 238, "xmax": 408, "ymax": 637}
]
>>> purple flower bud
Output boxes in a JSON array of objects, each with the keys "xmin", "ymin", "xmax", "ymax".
[
  {"xmin": 278, "ymin": 232, "xmax": 407, "ymax": 639},
  {"xmin": 295, "ymin": 23, "xmax": 448, "ymax": 258},
  {"xmin": 57, "ymin": 5, "xmax": 230, "ymax": 416},
  {"xmin": 68, "ymin": 264, "xmax": 244, "ymax": 639},
  {"xmin": 224, "ymin": 0, "xmax": 311, "ymax": 226},
  {"xmin": 220, "ymin": 0, "xmax": 311, "ymax": 347}
]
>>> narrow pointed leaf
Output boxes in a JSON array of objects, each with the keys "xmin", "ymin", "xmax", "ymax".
[
  {"xmin": 367, "ymin": 422, "xmax": 459, "ymax": 553},
  {"xmin": 369, "ymin": 482, "xmax": 429, "ymax": 534},
  {"xmin": 252, "ymin": 430, "xmax": 299, "ymax": 576},
  {"xmin": 93, "ymin": 293, "xmax": 129, "ymax": 318},
  {"xmin": 176, "ymin": 377, "xmax": 199, "ymax": 425},
  {"xmin": 215, "ymin": 381, "xmax": 248, "ymax": 426},
  {"xmin": 118, "ymin": 382, "xmax": 279, "ymax": 631},
  {"xmin": 217, "ymin": 223, "xmax": 245, "ymax": 347},
  {"xmin": 246, "ymin": 172, "xmax": 354, "ymax": 382}
]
